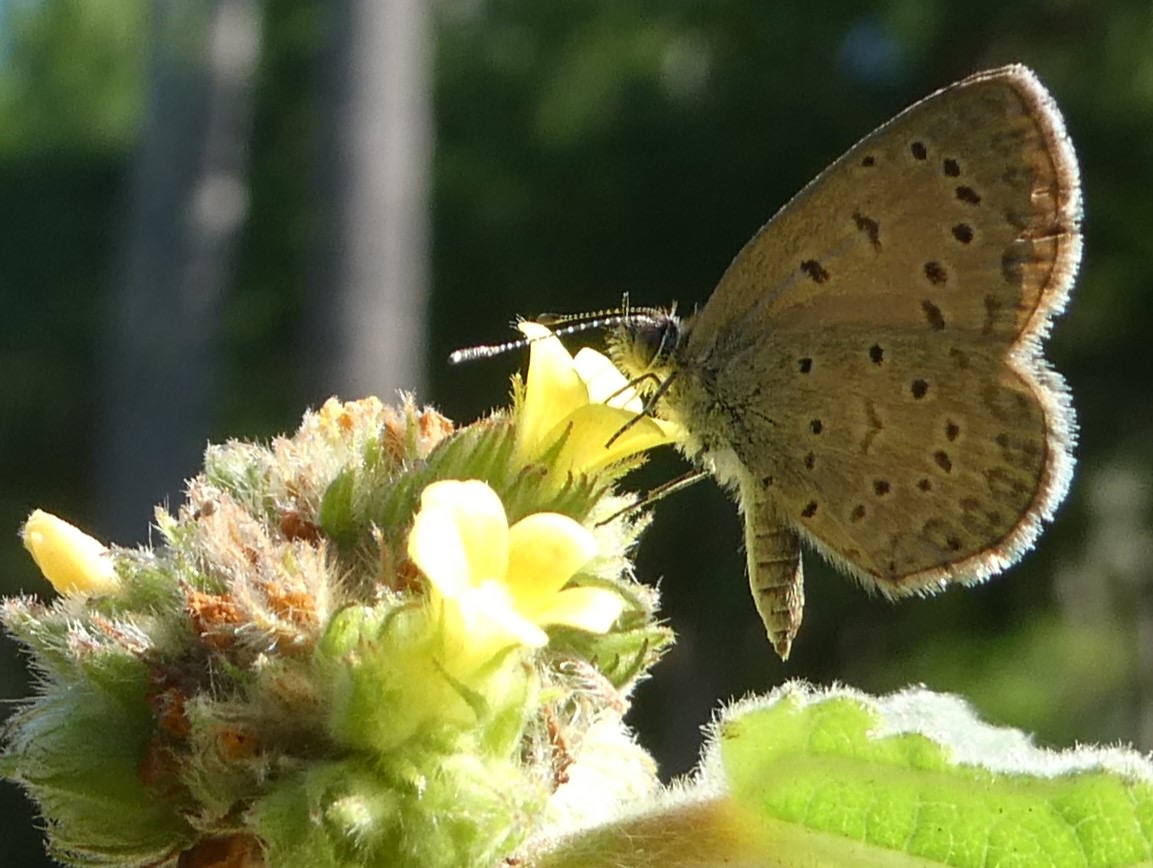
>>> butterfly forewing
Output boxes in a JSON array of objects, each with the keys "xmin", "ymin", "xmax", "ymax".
[{"xmin": 689, "ymin": 66, "xmax": 1080, "ymax": 344}]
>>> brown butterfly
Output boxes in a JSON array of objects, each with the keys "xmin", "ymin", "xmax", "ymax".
[{"xmin": 607, "ymin": 66, "xmax": 1081, "ymax": 659}]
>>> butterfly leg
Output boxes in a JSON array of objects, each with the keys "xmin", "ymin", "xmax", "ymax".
[{"xmin": 743, "ymin": 486, "xmax": 804, "ymax": 660}]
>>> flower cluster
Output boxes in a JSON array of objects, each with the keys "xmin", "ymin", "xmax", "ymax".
[{"xmin": 3, "ymin": 326, "xmax": 677, "ymax": 867}]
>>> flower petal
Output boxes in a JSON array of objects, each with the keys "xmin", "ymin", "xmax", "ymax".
[
  {"xmin": 468, "ymin": 581, "xmax": 550, "ymax": 649},
  {"xmin": 572, "ymin": 347, "xmax": 643, "ymax": 411},
  {"xmin": 408, "ymin": 496, "xmax": 472, "ymax": 599},
  {"xmin": 505, "ymin": 512, "xmax": 599, "ymax": 615},
  {"xmin": 552, "ymin": 405, "xmax": 678, "ymax": 476},
  {"xmin": 415, "ymin": 480, "xmax": 509, "ymax": 588},
  {"xmin": 517, "ymin": 322, "xmax": 590, "ymax": 460},
  {"xmin": 21, "ymin": 510, "xmax": 119, "ymax": 596},
  {"xmin": 533, "ymin": 587, "xmax": 625, "ymax": 634}
]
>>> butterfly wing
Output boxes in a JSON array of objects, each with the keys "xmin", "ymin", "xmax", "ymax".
[
  {"xmin": 689, "ymin": 65, "xmax": 1080, "ymax": 351},
  {"xmin": 675, "ymin": 66, "xmax": 1080, "ymax": 654}
]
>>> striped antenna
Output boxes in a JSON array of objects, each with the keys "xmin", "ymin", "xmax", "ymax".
[
  {"xmin": 448, "ymin": 296, "xmax": 670, "ymax": 365},
  {"xmin": 448, "ymin": 331, "xmax": 533, "ymax": 364}
]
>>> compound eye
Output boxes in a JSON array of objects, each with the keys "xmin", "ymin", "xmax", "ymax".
[{"xmin": 628, "ymin": 316, "xmax": 679, "ymax": 367}]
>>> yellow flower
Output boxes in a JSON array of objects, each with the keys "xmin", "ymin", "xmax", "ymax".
[
  {"xmin": 21, "ymin": 509, "xmax": 120, "ymax": 595},
  {"xmin": 514, "ymin": 321, "xmax": 680, "ymax": 478},
  {"xmin": 407, "ymin": 480, "xmax": 623, "ymax": 662}
]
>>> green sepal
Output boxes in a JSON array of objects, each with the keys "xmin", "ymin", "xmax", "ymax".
[
  {"xmin": 317, "ymin": 601, "xmax": 536, "ymax": 759},
  {"xmin": 2, "ymin": 683, "xmax": 193, "ymax": 866},
  {"xmin": 253, "ymin": 750, "xmax": 544, "ymax": 867}
]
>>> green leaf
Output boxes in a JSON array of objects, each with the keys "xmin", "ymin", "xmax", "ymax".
[
  {"xmin": 717, "ymin": 684, "xmax": 1153, "ymax": 866},
  {"xmin": 531, "ymin": 684, "xmax": 1153, "ymax": 867}
]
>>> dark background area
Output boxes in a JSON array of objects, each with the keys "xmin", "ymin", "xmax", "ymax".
[{"xmin": 2, "ymin": 0, "xmax": 1151, "ymax": 863}]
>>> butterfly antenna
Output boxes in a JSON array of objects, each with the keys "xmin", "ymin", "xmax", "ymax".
[
  {"xmin": 448, "ymin": 294, "xmax": 668, "ymax": 365},
  {"xmin": 448, "ymin": 334, "xmax": 532, "ymax": 364}
]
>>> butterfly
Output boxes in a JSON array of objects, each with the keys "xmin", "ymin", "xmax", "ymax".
[{"xmin": 605, "ymin": 65, "xmax": 1080, "ymax": 659}]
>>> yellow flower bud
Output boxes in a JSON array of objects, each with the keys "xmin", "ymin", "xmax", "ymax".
[{"xmin": 21, "ymin": 509, "xmax": 119, "ymax": 595}]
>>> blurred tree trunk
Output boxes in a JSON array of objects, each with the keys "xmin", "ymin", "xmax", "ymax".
[
  {"xmin": 98, "ymin": 0, "xmax": 262, "ymax": 541},
  {"xmin": 306, "ymin": 0, "xmax": 432, "ymax": 403}
]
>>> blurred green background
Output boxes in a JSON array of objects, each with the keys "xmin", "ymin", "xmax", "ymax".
[{"xmin": 2, "ymin": 0, "xmax": 1151, "ymax": 863}]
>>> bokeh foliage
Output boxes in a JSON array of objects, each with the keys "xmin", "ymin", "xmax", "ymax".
[{"xmin": 3, "ymin": 0, "xmax": 1152, "ymax": 864}]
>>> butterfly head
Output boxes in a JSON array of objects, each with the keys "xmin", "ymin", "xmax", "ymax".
[{"xmin": 607, "ymin": 309, "xmax": 683, "ymax": 389}]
